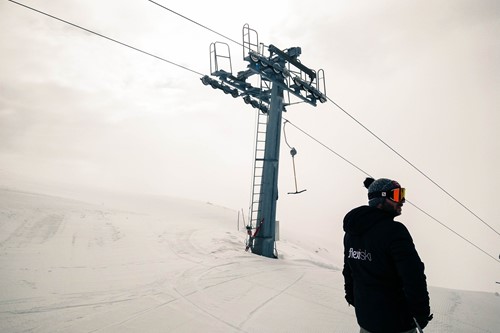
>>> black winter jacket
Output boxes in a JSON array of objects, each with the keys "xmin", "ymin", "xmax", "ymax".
[{"xmin": 342, "ymin": 206, "xmax": 430, "ymax": 333}]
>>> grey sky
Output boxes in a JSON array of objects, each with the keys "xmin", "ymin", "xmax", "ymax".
[{"xmin": 1, "ymin": 0, "xmax": 499, "ymax": 291}]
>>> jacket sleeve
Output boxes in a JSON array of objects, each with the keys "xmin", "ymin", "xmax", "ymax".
[
  {"xmin": 389, "ymin": 223, "xmax": 430, "ymax": 318},
  {"xmin": 342, "ymin": 239, "xmax": 355, "ymax": 306}
]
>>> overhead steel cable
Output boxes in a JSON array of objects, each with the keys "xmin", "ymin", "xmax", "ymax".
[
  {"xmin": 283, "ymin": 118, "xmax": 499, "ymax": 264},
  {"xmin": 283, "ymin": 118, "xmax": 373, "ymax": 177},
  {"xmin": 7, "ymin": 0, "xmax": 205, "ymax": 77},
  {"xmin": 146, "ymin": 0, "xmax": 243, "ymax": 47},
  {"xmin": 324, "ymin": 95, "xmax": 500, "ymax": 238},
  {"xmin": 407, "ymin": 200, "xmax": 499, "ymax": 263}
]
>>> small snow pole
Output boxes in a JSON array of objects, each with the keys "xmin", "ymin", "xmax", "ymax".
[
  {"xmin": 413, "ymin": 318, "xmax": 424, "ymax": 333},
  {"xmin": 245, "ymin": 219, "xmax": 264, "ymax": 252},
  {"xmin": 245, "ymin": 225, "xmax": 253, "ymax": 251}
]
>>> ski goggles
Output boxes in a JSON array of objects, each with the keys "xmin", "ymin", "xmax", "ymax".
[{"xmin": 368, "ymin": 187, "xmax": 406, "ymax": 203}]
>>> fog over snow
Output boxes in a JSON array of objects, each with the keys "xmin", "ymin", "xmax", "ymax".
[
  {"xmin": 0, "ymin": 179, "xmax": 499, "ymax": 332},
  {"xmin": 1, "ymin": 0, "xmax": 500, "ymax": 327}
]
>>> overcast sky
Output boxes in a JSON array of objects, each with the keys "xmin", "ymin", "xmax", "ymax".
[{"xmin": 1, "ymin": 0, "xmax": 499, "ymax": 292}]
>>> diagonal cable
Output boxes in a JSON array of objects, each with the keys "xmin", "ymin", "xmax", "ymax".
[
  {"xmin": 325, "ymin": 95, "xmax": 499, "ymax": 237},
  {"xmin": 284, "ymin": 118, "xmax": 499, "ymax": 264},
  {"xmin": 7, "ymin": 0, "xmax": 205, "ymax": 77},
  {"xmin": 407, "ymin": 200, "xmax": 499, "ymax": 263},
  {"xmin": 283, "ymin": 118, "xmax": 373, "ymax": 177},
  {"xmin": 146, "ymin": 0, "xmax": 243, "ymax": 47}
]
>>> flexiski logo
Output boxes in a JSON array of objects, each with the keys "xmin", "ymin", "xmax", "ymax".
[{"xmin": 348, "ymin": 248, "xmax": 372, "ymax": 261}]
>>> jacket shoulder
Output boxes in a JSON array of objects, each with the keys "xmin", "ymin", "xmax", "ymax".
[{"xmin": 388, "ymin": 221, "xmax": 413, "ymax": 239}]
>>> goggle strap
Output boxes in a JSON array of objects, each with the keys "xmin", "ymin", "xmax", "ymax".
[
  {"xmin": 368, "ymin": 191, "xmax": 387, "ymax": 199},
  {"xmin": 368, "ymin": 188, "xmax": 405, "ymax": 201}
]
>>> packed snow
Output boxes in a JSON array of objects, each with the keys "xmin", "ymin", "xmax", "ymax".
[{"xmin": 0, "ymin": 185, "xmax": 499, "ymax": 332}]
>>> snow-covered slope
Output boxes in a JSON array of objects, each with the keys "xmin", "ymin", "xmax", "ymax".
[{"xmin": 0, "ymin": 187, "xmax": 498, "ymax": 332}]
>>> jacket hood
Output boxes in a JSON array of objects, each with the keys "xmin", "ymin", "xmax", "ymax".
[{"xmin": 343, "ymin": 205, "xmax": 393, "ymax": 235}]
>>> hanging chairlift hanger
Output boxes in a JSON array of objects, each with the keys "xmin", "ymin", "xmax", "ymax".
[
  {"xmin": 287, "ymin": 147, "xmax": 307, "ymax": 195},
  {"xmin": 283, "ymin": 120, "xmax": 306, "ymax": 195}
]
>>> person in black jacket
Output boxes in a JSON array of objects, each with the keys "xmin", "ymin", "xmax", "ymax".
[{"xmin": 343, "ymin": 177, "xmax": 432, "ymax": 333}]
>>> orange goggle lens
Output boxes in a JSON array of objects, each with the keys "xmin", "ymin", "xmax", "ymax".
[{"xmin": 390, "ymin": 188, "xmax": 406, "ymax": 203}]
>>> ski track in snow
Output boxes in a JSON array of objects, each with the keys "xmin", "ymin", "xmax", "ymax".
[{"xmin": 0, "ymin": 187, "xmax": 499, "ymax": 332}]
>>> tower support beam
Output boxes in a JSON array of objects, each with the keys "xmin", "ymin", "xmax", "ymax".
[{"xmin": 252, "ymin": 81, "xmax": 284, "ymax": 258}]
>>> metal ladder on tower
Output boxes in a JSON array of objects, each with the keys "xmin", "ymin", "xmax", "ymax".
[{"xmin": 248, "ymin": 108, "xmax": 268, "ymax": 230}]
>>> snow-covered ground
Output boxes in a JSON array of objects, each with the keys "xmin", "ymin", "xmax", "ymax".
[{"xmin": 0, "ymin": 185, "xmax": 499, "ymax": 332}]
